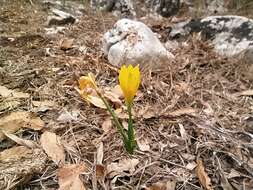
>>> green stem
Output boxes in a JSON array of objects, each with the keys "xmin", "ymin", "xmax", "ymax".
[
  {"xmin": 126, "ymin": 103, "xmax": 136, "ymax": 154},
  {"xmin": 98, "ymin": 93, "xmax": 128, "ymax": 142}
]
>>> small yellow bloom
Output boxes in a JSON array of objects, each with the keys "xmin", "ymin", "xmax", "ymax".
[
  {"xmin": 119, "ymin": 65, "xmax": 140, "ymax": 105},
  {"xmin": 78, "ymin": 73, "xmax": 106, "ymax": 109},
  {"xmin": 79, "ymin": 73, "xmax": 97, "ymax": 91}
]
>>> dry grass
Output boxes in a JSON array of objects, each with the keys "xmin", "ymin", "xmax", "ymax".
[{"xmin": 0, "ymin": 1, "xmax": 253, "ymax": 189}]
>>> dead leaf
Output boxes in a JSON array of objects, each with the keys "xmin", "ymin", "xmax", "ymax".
[
  {"xmin": 97, "ymin": 142, "xmax": 103, "ymax": 165},
  {"xmin": 40, "ymin": 131, "xmax": 65, "ymax": 165},
  {"xmin": 196, "ymin": 158, "xmax": 213, "ymax": 190},
  {"xmin": 0, "ymin": 146, "xmax": 47, "ymax": 190},
  {"xmin": 137, "ymin": 105, "xmax": 156, "ymax": 119},
  {"xmin": 96, "ymin": 164, "xmax": 106, "ymax": 184},
  {"xmin": 226, "ymin": 169, "xmax": 241, "ymax": 179},
  {"xmin": 88, "ymin": 96, "xmax": 106, "ymax": 109},
  {"xmin": 58, "ymin": 164, "xmax": 87, "ymax": 190},
  {"xmin": 57, "ymin": 109, "xmax": 79, "ymax": 122},
  {"xmin": 2, "ymin": 131, "xmax": 38, "ymax": 148},
  {"xmin": 137, "ymin": 138, "xmax": 150, "ymax": 151},
  {"xmin": 185, "ymin": 162, "xmax": 197, "ymax": 170},
  {"xmin": 0, "ymin": 99, "xmax": 20, "ymax": 112},
  {"xmin": 101, "ymin": 118, "xmax": 112, "ymax": 133},
  {"xmin": 110, "ymin": 85, "xmax": 123, "ymax": 98},
  {"xmin": 0, "ymin": 111, "xmax": 44, "ymax": 141},
  {"xmin": 235, "ymin": 89, "xmax": 253, "ymax": 96},
  {"xmin": 0, "ymin": 85, "xmax": 30, "ymax": 98},
  {"xmin": 115, "ymin": 108, "xmax": 128, "ymax": 119},
  {"xmin": 145, "ymin": 180, "xmax": 176, "ymax": 190},
  {"xmin": 32, "ymin": 100, "xmax": 57, "ymax": 112},
  {"xmin": 0, "ymin": 146, "xmax": 32, "ymax": 162},
  {"xmin": 104, "ymin": 90, "xmax": 122, "ymax": 106},
  {"xmin": 60, "ymin": 38, "xmax": 74, "ymax": 50},
  {"xmin": 179, "ymin": 124, "xmax": 188, "ymax": 140},
  {"xmin": 122, "ymin": 120, "xmax": 128, "ymax": 130},
  {"xmin": 107, "ymin": 158, "xmax": 139, "ymax": 178},
  {"xmin": 220, "ymin": 172, "xmax": 234, "ymax": 190},
  {"xmin": 174, "ymin": 81, "xmax": 191, "ymax": 94},
  {"xmin": 166, "ymin": 108, "xmax": 197, "ymax": 117},
  {"xmin": 181, "ymin": 153, "xmax": 195, "ymax": 161}
]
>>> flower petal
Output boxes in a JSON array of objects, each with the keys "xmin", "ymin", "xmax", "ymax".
[{"xmin": 119, "ymin": 64, "xmax": 140, "ymax": 105}]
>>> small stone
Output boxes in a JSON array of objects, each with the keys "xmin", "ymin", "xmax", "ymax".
[{"xmin": 47, "ymin": 8, "xmax": 76, "ymax": 26}]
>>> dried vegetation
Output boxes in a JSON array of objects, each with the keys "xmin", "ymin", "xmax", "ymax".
[{"xmin": 0, "ymin": 0, "xmax": 253, "ymax": 189}]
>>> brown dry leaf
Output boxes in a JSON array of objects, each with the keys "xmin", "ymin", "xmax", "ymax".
[
  {"xmin": 145, "ymin": 180, "xmax": 176, "ymax": 190},
  {"xmin": 40, "ymin": 131, "xmax": 65, "ymax": 165},
  {"xmin": 174, "ymin": 81, "xmax": 191, "ymax": 94},
  {"xmin": 0, "ymin": 111, "xmax": 44, "ymax": 141},
  {"xmin": 166, "ymin": 108, "xmax": 197, "ymax": 117},
  {"xmin": 104, "ymin": 90, "xmax": 122, "ymax": 106},
  {"xmin": 58, "ymin": 164, "xmax": 87, "ymax": 190},
  {"xmin": 179, "ymin": 124, "xmax": 188, "ymax": 140},
  {"xmin": 107, "ymin": 158, "xmax": 139, "ymax": 178},
  {"xmin": 76, "ymin": 87, "xmax": 106, "ymax": 109},
  {"xmin": 0, "ymin": 99, "xmax": 20, "ymax": 112},
  {"xmin": 0, "ymin": 85, "xmax": 30, "ymax": 98},
  {"xmin": 110, "ymin": 85, "xmax": 123, "ymax": 98},
  {"xmin": 96, "ymin": 164, "xmax": 106, "ymax": 184},
  {"xmin": 220, "ymin": 172, "xmax": 234, "ymax": 190},
  {"xmin": 0, "ymin": 146, "xmax": 32, "ymax": 162},
  {"xmin": 185, "ymin": 162, "xmax": 197, "ymax": 170},
  {"xmin": 122, "ymin": 120, "xmax": 128, "ymax": 130},
  {"xmin": 226, "ymin": 169, "xmax": 241, "ymax": 179},
  {"xmin": 96, "ymin": 142, "xmax": 104, "ymax": 165},
  {"xmin": 196, "ymin": 158, "xmax": 213, "ymax": 190},
  {"xmin": 32, "ymin": 100, "xmax": 56, "ymax": 108},
  {"xmin": 32, "ymin": 100, "xmax": 57, "ymax": 111},
  {"xmin": 101, "ymin": 118, "xmax": 112, "ymax": 133},
  {"xmin": 235, "ymin": 89, "xmax": 253, "ymax": 96},
  {"xmin": 137, "ymin": 105, "xmax": 156, "ymax": 119},
  {"xmin": 0, "ymin": 146, "xmax": 47, "ymax": 190},
  {"xmin": 2, "ymin": 131, "xmax": 38, "ymax": 148},
  {"xmin": 137, "ymin": 138, "xmax": 150, "ymax": 151},
  {"xmin": 96, "ymin": 143, "xmax": 106, "ymax": 188},
  {"xmin": 87, "ymin": 95, "xmax": 106, "ymax": 109},
  {"xmin": 115, "ymin": 108, "xmax": 128, "ymax": 119},
  {"xmin": 60, "ymin": 38, "xmax": 74, "ymax": 50}
]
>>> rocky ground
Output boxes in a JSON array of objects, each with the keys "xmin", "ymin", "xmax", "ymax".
[{"xmin": 0, "ymin": 0, "xmax": 253, "ymax": 190}]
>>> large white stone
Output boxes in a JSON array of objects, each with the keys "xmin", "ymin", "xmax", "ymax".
[
  {"xmin": 102, "ymin": 19, "xmax": 174, "ymax": 69},
  {"xmin": 169, "ymin": 15, "xmax": 253, "ymax": 57}
]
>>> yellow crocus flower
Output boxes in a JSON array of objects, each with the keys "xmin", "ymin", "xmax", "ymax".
[
  {"xmin": 79, "ymin": 73, "xmax": 97, "ymax": 91},
  {"xmin": 78, "ymin": 73, "xmax": 106, "ymax": 108},
  {"xmin": 119, "ymin": 65, "xmax": 140, "ymax": 105}
]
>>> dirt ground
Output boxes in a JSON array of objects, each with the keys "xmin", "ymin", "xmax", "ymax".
[{"xmin": 0, "ymin": 0, "xmax": 253, "ymax": 190}]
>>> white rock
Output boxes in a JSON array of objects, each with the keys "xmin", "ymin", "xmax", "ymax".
[
  {"xmin": 102, "ymin": 19, "xmax": 174, "ymax": 69},
  {"xmin": 170, "ymin": 15, "xmax": 253, "ymax": 57}
]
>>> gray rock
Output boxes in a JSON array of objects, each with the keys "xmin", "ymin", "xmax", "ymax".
[
  {"xmin": 47, "ymin": 8, "xmax": 76, "ymax": 26},
  {"xmin": 185, "ymin": 0, "xmax": 227, "ymax": 16},
  {"xmin": 43, "ymin": 0, "xmax": 85, "ymax": 16},
  {"xmin": 169, "ymin": 15, "xmax": 253, "ymax": 57},
  {"xmin": 91, "ymin": 0, "xmax": 136, "ymax": 17},
  {"xmin": 243, "ymin": 48, "xmax": 253, "ymax": 65},
  {"xmin": 147, "ymin": 0, "xmax": 181, "ymax": 17},
  {"xmin": 102, "ymin": 19, "xmax": 174, "ymax": 69}
]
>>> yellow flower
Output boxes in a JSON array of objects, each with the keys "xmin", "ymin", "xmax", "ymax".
[
  {"xmin": 78, "ymin": 73, "xmax": 106, "ymax": 109},
  {"xmin": 79, "ymin": 73, "xmax": 97, "ymax": 91},
  {"xmin": 119, "ymin": 65, "xmax": 140, "ymax": 105}
]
